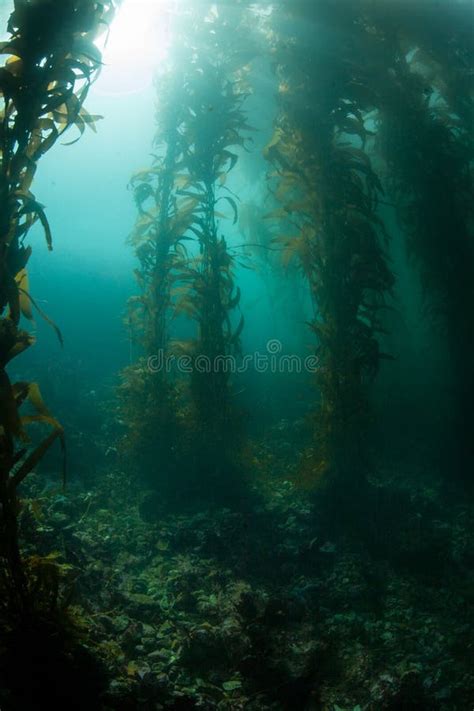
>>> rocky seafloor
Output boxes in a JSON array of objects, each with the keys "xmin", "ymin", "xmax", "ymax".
[{"xmin": 5, "ymin": 429, "xmax": 474, "ymax": 711}]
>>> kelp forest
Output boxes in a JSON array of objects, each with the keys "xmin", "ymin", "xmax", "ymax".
[{"xmin": 0, "ymin": 1, "xmax": 473, "ymax": 709}]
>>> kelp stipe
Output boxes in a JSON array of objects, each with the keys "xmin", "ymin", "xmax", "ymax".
[
  {"xmin": 181, "ymin": 57, "xmax": 236, "ymax": 465},
  {"xmin": 364, "ymin": 1, "xmax": 474, "ymax": 489},
  {"xmin": 118, "ymin": 65, "xmax": 191, "ymax": 496},
  {"xmin": 120, "ymin": 3, "xmax": 256, "ymax": 508},
  {"xmin": 0, "ymin": 0, "xmax": 119, "ymax": 613},
  {"xmin": 173, "ymin": 5, "xmax": 257, "ymax": 505},
  {"xmin": 263, "ymin": 1, "xmax": 394, "ymax": 511}
]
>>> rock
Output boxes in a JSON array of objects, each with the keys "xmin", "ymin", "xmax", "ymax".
[
  {"xmin": 123, "ymin": 592, "xmax": 160, "ymax": 617},
  {"xmin": 142, "ymin": 623, "xmax": 156, "ymax": 637},
  {"xmin": 141, "ymin": 637, "xmax": 155, "ymax": 652},
  {"xmin": 113, "ymin": 615, "xmax": 130, "ymax": 633},
  {"xmin": 107, "ymin": 679, "xmax": 130, "ymax": 697}
]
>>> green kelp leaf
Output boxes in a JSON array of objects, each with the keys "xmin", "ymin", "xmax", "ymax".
[
  {"xmin": 73, "ymin": 36, "xmax": 103, "ymax": 67},
  {"xmin": 228, "ymin": 286, "xmax": 241, "ymax": 309},
  {"xmin": 15, "ymin": 193, "xmax": 53, "ymax": 251},
  {"xmin": 216, "ymin": 196, "xmax": 238, "ymax": 224},
  {"xmin": 218, "ymin": 149, "xmax": 238, "ymax": 172},
  {"xmin": 338, "ymin": 116, "xmax": 371, "ymax": 143},
  {"xmin": 230, "ymin": 314, "xmax": 244, "ymax": 344},
  {"xmin": 222, "ymin": 680, "xmax": 242, "ymax": 692},
  {"xmin": 134, "ymin": 181, "xmax": 155, "ymax": 210},
  {"xmin": 176, "ymin": 188, "xmax": 207, "ymax": 204},
  {"xmin": 36, "ymin": 205, "xmax": 53, "ymax": 250}
]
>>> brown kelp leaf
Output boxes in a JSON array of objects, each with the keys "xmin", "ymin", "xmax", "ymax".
[
  {"xmin": 12, "ymin": 381, "xmax": 34, "ymax": 409},
  {"xmin": 11, "ymin": 382, "xmax": 65, "ymax": 487},
  {"xmin": 5, "ymin": 54, "xmax": 22, "ymax": 75},
  {"xmin": 264, "ymin": 208, "xmax": 290, "ymax": 220},
  {"xmin": 262, "ymin": 128, "xmax": 284, "ymax": 159},
  {"xmin": 25, "ymin": 382, "xmax": 56, "ymax": 419},
  {"xmin": 31, "ymin": 119, "xmax": 59, "ymax": 160},
  {"xmin": 15, "ymin": 269, "xmax": 33, "ymax": 320},
  {"xmin": 17, "ymin": 288, "xmax": 63, "ymax": 346},
  {"xmin": 5, "ymin": 332, "xmax": 35, "ymax": 363},
  {"xmin": 9, "ymin": 426, "xmax": 66, "ymax": 491},
  {"xmin": 174, "ymin": 174, "xmax": 192, "ymax": 189},
  {"xmin": 21, "ymin": 413, "xmax": 62, "ymax": 429},
  {"xmin": 5, "ymin": 272, "xmax": 21, "ymax": 325},
  {"xmin": 61, "ymin": 114, "xmax": 86, "ymax": 145},
  {"xmin": 169, "ymin": 339, "xmax": 196, "ymax": 356},
  {"xmin": 77, "ymin": 106, "xmax": 102, "ymax": 131}
]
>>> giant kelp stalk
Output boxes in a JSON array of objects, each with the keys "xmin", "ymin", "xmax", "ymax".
[
  {"xmin": 118, "ymin": 65, "xmax": 192, "ymax": 482},
  {"xmin": 264, "ymin": 1, "xmax": 394, "ymax": 504},
  {"xmin": 168, "ymin": 5, "xmax": 253, "ymax": 497},
  {"xmin": 295, "ymin": 0, "xmax": 474, "ymax": 487},
  {"xmin": 363, "ymin": 0, "xmax": 474, "ymax": 486},
  {"xmin": 0, "ymin": 0, "xmax": 118, "ymax": 612},
  {"xmin": 120, "ymin": 4, "xmax": 255, "ymax": 504},
  {"xmin": 128, "ymin": 68, "xmax": 191, "ymax": 358}
]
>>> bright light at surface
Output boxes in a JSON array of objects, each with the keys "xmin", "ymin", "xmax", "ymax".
[{"xmin": 96, "ymin": 0, "xmax": 171, "ymax": 97}]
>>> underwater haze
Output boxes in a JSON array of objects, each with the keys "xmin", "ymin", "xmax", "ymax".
[{"xmin": 0, "ymin": 1, "xmax": 473, "ymax": 709}]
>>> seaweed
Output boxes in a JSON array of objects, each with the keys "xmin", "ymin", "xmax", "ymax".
[
  {"xmin": 263, "ymin": 1, "xmax": 394, "ymax": 503},
  {"xmin": 0, "ymin": 0, "xmax": 120, "ymax": 611},
  {"xmin": 168, "ymin": 5, "xmax": 255, "ymax": 501},
  {"xmin": 120, "ymin": 3, "xmax": 255, "ymax": 506},
  {"xmin": 363, "ymin": 1, "xmax": 474, "ymax": 487},
  {"xmin": 118, "ymin": 65, "xmax": 191, "ymax": 488}
]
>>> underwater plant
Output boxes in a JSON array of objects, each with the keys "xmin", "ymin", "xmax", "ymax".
[
  {"xmin": 118, "ymin": 64, "xmax": 192, "ymax": 483},
  {"xmin": 127, "ymin": 66, "xmax": 191, "ymax": 359},
  {"xmin": 263, "ymin": 1, "xmax": 395, "ymax": 502},
  {"xmin": 170, "ymin": 5, "xmax": 256, "ymax": 498},
  {"xmin": 360, "ymin": 0, "xmax": 474, "ymax": 486},
  {"xmin": 0, "ymin": 0, "xmax": 119, "ymax": 610},
  {"xmin": 260, "ymin": 0, "xmax": 473, "ymax": 495},
  {"xmin": 120, "ymin": 3, "xmax": 255, "ymax": 505}
]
